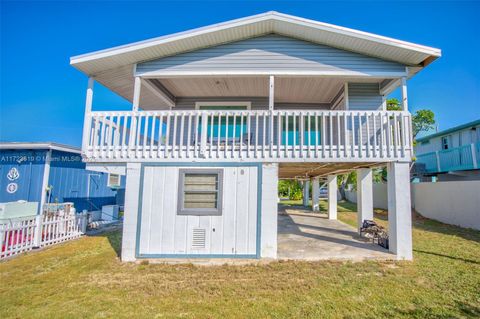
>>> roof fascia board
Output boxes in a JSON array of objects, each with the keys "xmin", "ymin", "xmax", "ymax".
[
  {"xmin": 416, "ymin": 119, "xmax": 480, "ymax": 142},
  {"xmin": 70, "ymin": 12, "xmax": 272, "ymax": 65},
  {"xmin": 272, "ymin": 13, "xmax": 441, "ymax": 56},
  {"xmin": 0, "ymin": 143, "xmax": 81, "ymax": 154}
]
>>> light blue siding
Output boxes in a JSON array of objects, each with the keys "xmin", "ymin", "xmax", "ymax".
[
  {"xmin": 137, "ymin": 35, "xmax": 405, "ymax": 75},
  {"xmin": 48, "ymin": 151, "xmax": 124, "ymax": 212},
  {"xmin": 348, "ymin": 83, "xmax": 383, "ymax": 110},
  {"xmin": 0, "ymin": 148, "xmax": 125, "ymax": 213},
  {"xmin": 0, "ymin": 150, "xmax": 46, "ymax": 205}
]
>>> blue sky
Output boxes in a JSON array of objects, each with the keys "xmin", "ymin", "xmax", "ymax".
[{"xmin": 1, "ymin": 0, "xmax": 479, "ymax": 146}]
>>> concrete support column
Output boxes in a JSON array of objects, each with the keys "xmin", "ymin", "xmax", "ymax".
[
  {"xmin": 302, "ymin": 180, "xmax": 310, "ymax": 207},
  {"xmin": 356, "ymin": 168, "xmax": 374, "ymax": 230},
  {"xmin": 327, "ymin": 175, "xmax": 337, "ymax": 220},
  {"xmin": 387, "ymin": 162, "xmax": 413, "ymax": 260},
  {"xmin": 311, "ymin": 178, "xmax": 320, "ymax": 212},
  {"xmin": 121, "ymin": 163, "xmax": 142, "ymax": 262},
  {"xmin": 261, "ymin": 163, "xmax": 278, "ymax": 259}
]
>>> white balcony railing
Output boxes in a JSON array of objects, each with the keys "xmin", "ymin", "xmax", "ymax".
[{"xmin": 82, "ymin": 110, "xmax": 412, "ymax": 162}]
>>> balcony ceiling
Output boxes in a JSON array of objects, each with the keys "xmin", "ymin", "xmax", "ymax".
[{"xmin": 159, "ymin": 77, "xmax": 380, "ymax": 104}]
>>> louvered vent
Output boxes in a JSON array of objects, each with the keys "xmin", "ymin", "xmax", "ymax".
[{"xmin": 191, "ymin": 228, "xmax": 206, "ymax": 249}]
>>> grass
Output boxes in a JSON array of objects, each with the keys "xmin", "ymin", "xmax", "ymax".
[{"xmin": 1, "ymin": 201, "xmax": 479, "ymax": 318}]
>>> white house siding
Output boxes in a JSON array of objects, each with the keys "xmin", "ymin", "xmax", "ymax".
[
  {"xmin": 415, "ymin": 125, "xmax": 480, "ymax": 154},
  {"xmin": 136, "ymin": 34, "xmax": 406, "ymax": 76},
  {"xmin": 137, "ymin": 165, "xmax": 259, "ymax": 257}
]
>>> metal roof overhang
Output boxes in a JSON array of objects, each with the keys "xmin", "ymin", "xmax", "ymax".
[{"xmin": 70, "ymin": 11, "xmax": 441, "ymax": 109}]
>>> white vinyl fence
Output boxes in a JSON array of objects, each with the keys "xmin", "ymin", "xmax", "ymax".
[
  {"xmin": 0, "ymin": 213, "xmax": 87, "ymax": 260},
  {"xmin": 345, "ymin": 180, "xmax": 480, "ymax": 230}
]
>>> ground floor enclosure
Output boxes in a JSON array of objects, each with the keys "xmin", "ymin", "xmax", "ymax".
[
  {"xmin": 120, "ymin": 160, "xmax": 412, "ymax": 262},
  {"xmin": 121, "ymin": 163, "xmax": 278, "ymax": 261}
]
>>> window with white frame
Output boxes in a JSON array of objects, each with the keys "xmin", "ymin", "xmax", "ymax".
[
  {"xmin": 107, "ymin": 173, "xmax": 121, "ymax": 188},
  {"xmin": 177, "ymin": 169, "xmax": 223, "ymax": 216},
  {"xmin": 441, "ymin": 136, "xmax": 450, "ymax": 150}
]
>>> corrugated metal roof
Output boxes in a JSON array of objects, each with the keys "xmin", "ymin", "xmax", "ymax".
[
  {"xmin": 0, "ymin": 142, "xmax": 81, "ymax": 154},
  {"xmin": 416, "ymin": 119, "xmax": 480, "ymax": 142},
  {"xmin": 70, "ymin": 11, "xmax": 441, "ymax": 109}
]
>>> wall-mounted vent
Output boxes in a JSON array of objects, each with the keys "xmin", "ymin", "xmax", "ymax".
[{"xmin": 191, "ymin": 228, "xmax": 206, "ymax": 249}]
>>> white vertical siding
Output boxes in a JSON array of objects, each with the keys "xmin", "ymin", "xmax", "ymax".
[{"xmin": 138, "ymin": 165, "xmax": 258, "ymax": 256}]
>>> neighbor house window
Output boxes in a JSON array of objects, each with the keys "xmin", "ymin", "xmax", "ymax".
[
  {"xmin": 107, "ymin": 173, "xmax": 121, "ymax": 188},
  {"xmin": 441, "ymin": 136, "xmax": 450, "ymax": 150},
  {"xmin": 177, "ymin": 169, "xmax": 223, "ymax": 216}
]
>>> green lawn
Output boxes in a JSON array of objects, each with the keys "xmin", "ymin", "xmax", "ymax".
[{"xmin": 1, "ymin": 201, "xmax": 479, "ymax": 318}]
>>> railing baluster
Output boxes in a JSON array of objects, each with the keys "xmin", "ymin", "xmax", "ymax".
[
  {"xmin": 217, "ymin": 113, "xmax": 221, "ymax": 159},
  {"xmin": 179, "ymin": 112, "xmax": 185, "ymax": 158},
  {"xmin": 164, "ymin": 113, "xmax": 171, "ymax": 158},
  {"xmin": 315, "ymin": 113, "xmax": 319, "ymax": 158},
  {"xmin": 157, "ymin": 113, "xmax": 163, "ymax": 159},
  {"xmin": 358, "ymin": 112, "xmax": 362, "ymax": 158},
  {"xmin": 225, "ymin": 113, "xmax": 229, "ymax": 159},
  {"xmin": 143, "ymin": 114, "xmax": 150, "ymax": 159},
  {"xmin": 232, "ymin": 113, "xmax": 236, "ymax": 159},
  {"xmin": 239, "ymin": 113, "xmax": 244, "ymax": 159},
  {"xmin": 350, "ymin": 113, "xmax": 355, "ymax": 158},
  {"xmin": 187, "ymin": 113, "xmax": 192, "ymax": 158},
  {"xmin": 343, "ymin": 112, "xmax": 348, "ymax": 158},
  {"xmin": 284, "ymin": 113, "xmax": 289, "ymax": 158},
  {"xmin": 262, "ymin": 113, "xmax": 266, "ymax": 159},
  {"xmin": 329, "ymin": 113, "xmax": 333, "ymax": 158},
  {"xmin": 277, "ymin": 113, "xmax": 281, "ymax": 158},
  {"xmin": 336, "ymin": 113, "xmax": 340, "ymax": 158},
  {"xmin": 366, "ymin": 112, "xmax": 370, "ymax": 158},
  {"xmin": 293, "ymin": 114, "xmax": 297, "ymax": 158},
  {"xmin": 150, "ymin": 115, "xmax": 156, "ymax": 159},
  {"xmin": 393, "ymin": 112, "xmax": 399, "ymax": 158}
]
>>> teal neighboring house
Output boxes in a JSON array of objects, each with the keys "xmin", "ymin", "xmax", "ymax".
[{"xmin": 415, "ymin": 119, "xmax": 480, "ymax": 180}]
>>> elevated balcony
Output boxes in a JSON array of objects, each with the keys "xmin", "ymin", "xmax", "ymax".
[
  {"xmin": 416, "ymin": 142, "xmax": 480, "ymax": 174},
  {"xmin": 82, "ymin": 109, "xmax": 412, "ymax": 163}
]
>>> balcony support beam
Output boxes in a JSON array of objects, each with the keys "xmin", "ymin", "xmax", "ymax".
[
  {"xmin": 132, "ymin": 76, "xmax": 142, "ymax": 111},
  {"xmin": 356, "ymin": 168, "xmax": 374, "ymax": 231},
  {"xmin": 327, "ymin": 175, "xmax": 337, "ymax": 220},
  {"xmin": 82, "ymin": 77, "xmax": 94, "ymax": 154},
  {"xmin": 401, "ymin": 76, "xmax": 408, "ymax": 111},
  {"xmin": 312, "ymin": 178, "xmax": 320, "ymax": 212},
  {"xmin": 303, "ymin": 180, "xmax": 310, "ymax": 207},
  {"xmin": 387, "ymin": 162, "xmax": 413, "ymax": 260}
]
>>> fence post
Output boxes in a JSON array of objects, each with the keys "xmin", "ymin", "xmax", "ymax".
[
  {"xmin": 80, "ymin": 213, "xmax": 88, "ymax": 234},
  {"xmin": 471, "ymin": 143, "xmax": 478, "ymax": 169},
  {"xmin": 435, "ymin": 151, "xmax": 441, "ymax": 172},
  {"xmin": 33, "ymin": 214, "xmax": 43, "ymax": 248},
  {"xmin": 0, "ymin": 224, "xmax": 4, "ymax": 254}
]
